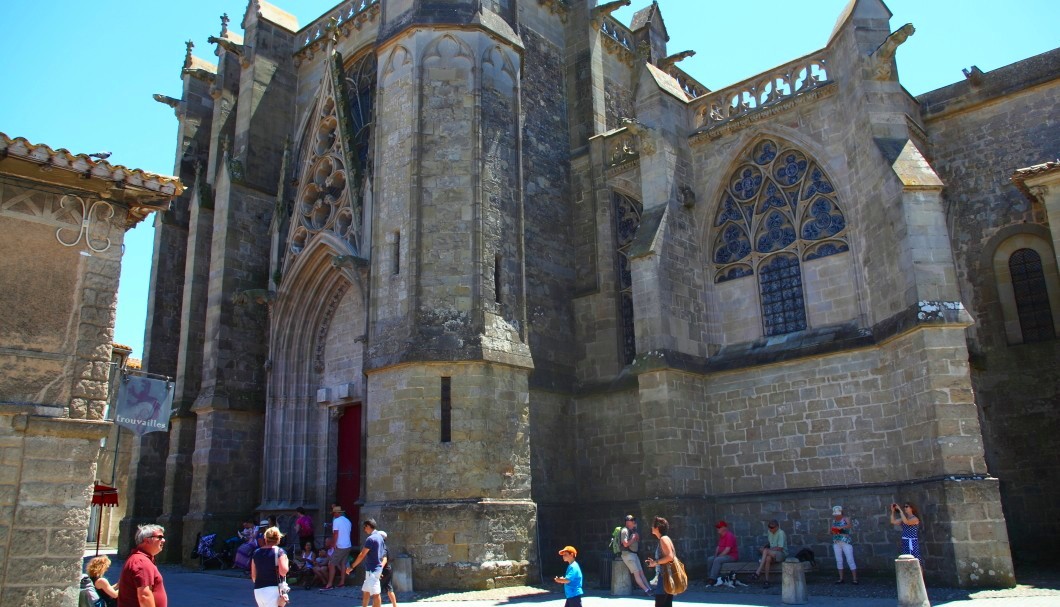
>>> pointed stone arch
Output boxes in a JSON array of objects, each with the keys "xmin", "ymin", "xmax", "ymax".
[
  {"xmin": 285, "ymin": 51, "xmax": 372, "ymax": 268},
  {"xmin": 422, "ymin": 33, "xmax": 475, "ymax": 70},
  {"xmin": 264, "ymin": 233, "xmax": 367, "ymax": 510},
  {"xmin": 707, "ymin": 134, "xmax": 858, "ymax": 341}
]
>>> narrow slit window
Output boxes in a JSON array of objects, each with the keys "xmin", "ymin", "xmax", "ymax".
[
  {"xmin": 440, "ymin": 377, "xmax": 452, "ymax": 443},
  {"xmin": 494, "ymin": 254, "xmax": 503, "ymax": 304},
  {"xmin": 393, "ymin": 231, "xmax": 401, "ymax": 275}
]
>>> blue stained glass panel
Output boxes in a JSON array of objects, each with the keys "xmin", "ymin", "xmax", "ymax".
[
  {"xmin": 755, "ymin": 211, "xmax": 796, "ymax": 253},
  {"xmin": 731, "ymin": 166, "xmax": 763, "ymax": 201},
  {"xmin": 759, "ymin": 253, "xmax": 806, "ymax": 336},
  {"xmin": 754, "ymin": 139, "xmax": 778, "ymax": 165}
]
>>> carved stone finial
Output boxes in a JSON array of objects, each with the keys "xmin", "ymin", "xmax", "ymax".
[
  {"xmin": 220, "ymin": 13, "xmax": 230, "ymax": 37},
  {"xmin": 870, "ymin": 23, "xmax": 915, "ymax": 80},
  {"xmin": 183, "ymin": 40, "xmax": 194, "ymax": 70},
  {"xmin": 326, "ymin": 16, "xmax": 340, "ymax": 45}
]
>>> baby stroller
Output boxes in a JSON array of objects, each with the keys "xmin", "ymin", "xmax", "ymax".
[{"xmin": 193, "ymin": 532, "xmax": 229, "ymax": 570}]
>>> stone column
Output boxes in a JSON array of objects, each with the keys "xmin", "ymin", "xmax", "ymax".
[
  {"xmin": 896, "ymin": 555, "xmax": 930, "ymax": 607},
  {"xmin": 611, "ymin": 559, "xmax": 632, "ymax": 595},
  {"xmin": 781, "ymin": 558, "xmax": 807, "ymax": 604}
]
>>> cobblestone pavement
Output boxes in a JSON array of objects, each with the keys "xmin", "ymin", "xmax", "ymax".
[{"xmin": 87, "ymin": 555, "xmax": 1060, "ymax": 607}]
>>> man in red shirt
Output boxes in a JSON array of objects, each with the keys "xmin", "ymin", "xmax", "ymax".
[
  {"xmin": 117, "ymin": 524, "xmax": 168, "ymax": 607},
  {"xmin": 706, "ymin": 520, "xmax": 739, "ymax": 585}
]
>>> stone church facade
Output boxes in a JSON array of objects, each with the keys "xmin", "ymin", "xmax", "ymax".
[{"xmin": 131, "ymin": 0, "xmax": 1059, "ymax": 590}]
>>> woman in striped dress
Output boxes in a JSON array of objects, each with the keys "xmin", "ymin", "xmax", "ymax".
[{"xmin": 889, "ymin": 501, "xmax": 922, "ymax": 561}]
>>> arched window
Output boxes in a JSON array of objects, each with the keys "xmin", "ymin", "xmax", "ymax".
[
  {"xmin": 1009, "ymin": 248, "xmax": 1054, "ymax": 343},
  {"xmin": 712, "ymin": 138, "xmax": 848, "ymax": 336},
  {"xmin": 613, "ymin": 192, "xmax": 641, "ymax": 364}
]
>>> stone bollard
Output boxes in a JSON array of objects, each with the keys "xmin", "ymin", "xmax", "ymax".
[
  {"xmin": 896, "ymin": 554, "xmax": 930, "ymax": 607},
  {"xmin": 392, "ymin": 555, "xmax": 414, "ymax": 593},
  {"xmin": 781, "ymin": 558, "xmax": 807, "ymax": 604},
  {"xmin": 611, "ymin": 558, "xmax": 632, "ymax": 595}
]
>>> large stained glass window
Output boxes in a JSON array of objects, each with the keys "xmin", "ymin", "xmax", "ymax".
[
  {"xmin": 614, "ymin": 192, "xmax": 642, "ymax": 364},
  {"xmin": 711, "ymin": 138, "xmax": 848, "ymax": 336},
  {"xmin": 1009, "ymin": 248, "xmax": 1055, "ymax": 343}
]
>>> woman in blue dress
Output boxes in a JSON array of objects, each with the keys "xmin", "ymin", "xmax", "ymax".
[{"xmin": 889, "ymin": 501, "xmax": 922, "ymax": 561}]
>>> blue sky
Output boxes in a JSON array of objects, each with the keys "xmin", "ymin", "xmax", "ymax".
[{"xmin": 1, "ymin": 0, "xmax": 1056, "ymax": 359}]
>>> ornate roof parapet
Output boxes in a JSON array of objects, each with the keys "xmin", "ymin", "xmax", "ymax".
[
  {"xmin": 293, "ymin": 0, "xmax": 380, "ymax": 64},
  {"xmin": 597, "ymin": 123, "xmax": 647, "ymax": 178},
  {"xmin": 689, "ymin": 49, "xmax": 833, "ymax": 136},
  {"xmin": 665, "ymin": 65, "xmax": 707, "ymax": 99},
  {"xmin": 599, "ymin": 15, "xmax": 636, "ymax": 67}
]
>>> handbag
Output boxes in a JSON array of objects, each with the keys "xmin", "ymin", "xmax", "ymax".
[
  {"xmin": 661, "ymin": 555, "xmax": 688, "ymax": 595},
  {"xmin": 274, "ymin": 548, "xmax": 291, "ymax": 606}
]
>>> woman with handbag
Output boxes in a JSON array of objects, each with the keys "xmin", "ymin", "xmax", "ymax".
[
  {"xmin": 644, "ymin": 516, "xmax": 686, "ymax": 607},
  {"xmin": 250, "ymin": 526, "xmax": 291, "ymax": 607}
]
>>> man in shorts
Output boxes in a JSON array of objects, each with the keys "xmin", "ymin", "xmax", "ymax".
[
  {"xmin": 324, "ymin": 505, "xmax": 353, "ymax": 590},
  {"xmin": 347, "ymin": 518, "xmax": 387, "ymax": 607},
  {"xmin": 619, "ymin": 515, "xmax": 652, "ymax": 595}
]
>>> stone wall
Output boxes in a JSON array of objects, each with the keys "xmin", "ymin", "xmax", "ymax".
[
  {"xmin": 366, "ymin": 361, "xmax": 536, "ymax": 588},
  {"xmin": 921, "ymin": 50, "xmax": 1060, "ymax": 563},
  {"xmin": 0, "ymin": 177, "xmax": 141, "ymax": 604}
]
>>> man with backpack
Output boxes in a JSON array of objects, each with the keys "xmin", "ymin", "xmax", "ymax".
[{"xmin": 617, "ymin": 515, "xmax": 652, "ymax": 595}]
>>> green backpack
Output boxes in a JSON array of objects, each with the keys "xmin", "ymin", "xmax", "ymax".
[{"xmin": 609, "ymin": 526, "xmax": 623, "ymax": 556}]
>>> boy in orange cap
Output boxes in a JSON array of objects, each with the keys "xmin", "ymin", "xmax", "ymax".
[{"xmin": 553, "ymin": 546, "xmax": 583, "ymax": 607}]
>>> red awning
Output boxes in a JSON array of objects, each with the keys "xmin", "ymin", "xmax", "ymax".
[{"xmin": 92, "ymin": 484, "xmax": 118, "ymax": 507}]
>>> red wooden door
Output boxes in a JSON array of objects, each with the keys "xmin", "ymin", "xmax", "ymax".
[{"xmin": 336, "ymin": 404, "xmax": 362, "ymax": 525}]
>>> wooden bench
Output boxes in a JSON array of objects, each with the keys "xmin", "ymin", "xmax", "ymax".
[{"xmin": 720, "ymin": 559, "xmax": 811, "ymax": 579}]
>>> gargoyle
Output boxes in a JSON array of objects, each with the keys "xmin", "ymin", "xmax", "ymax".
[
  {"xmin": 870, "ymin": 23, "xmax": 915, "ymax": 80},
  {"xmin": 152, "ymin": 94, "xmax": 180, "ymax": 109},
  {"xmin": 231, "ymin": 289, "xmax": 275, "ymax": 306},
  {"xmin": 207, "ymin": 35, "xmax": 245, "ymax": 59},
  {"xmin": 660, "ymin": 50, "xmax": 696, "ymax": 69},
  {"xmin": 331, "ymin": 254, "xmax": 368, "ymax": 270},
  {"xmin": 592, "ymin": 0, "xmax": 631, "ymax": 25}
]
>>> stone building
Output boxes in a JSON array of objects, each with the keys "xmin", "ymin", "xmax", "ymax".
[
  {"xmin": 0, "ymin": 134, "xmax": 182, "ymax": 605},
  {"xmin": 131, "ymin": 0, "xmax": 1058, "ymax": 590}
]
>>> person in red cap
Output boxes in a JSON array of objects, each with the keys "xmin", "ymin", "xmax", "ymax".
[
  {"xmin": 706, "ymin": 520, "xmax": 738, "ymax": 585},
  {"xmin": 553, "ymin": 546, "xmax": 583, "ymax": 607}
]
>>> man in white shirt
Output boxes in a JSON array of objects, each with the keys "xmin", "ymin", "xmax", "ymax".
[{"xmin": 324, "ymin": 505, "xmax": 354, "ymax": 590}]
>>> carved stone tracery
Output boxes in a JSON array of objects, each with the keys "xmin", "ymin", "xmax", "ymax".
[{"xmin": 285, "ymin": 51, "xmax": 375, "ymax": 267}]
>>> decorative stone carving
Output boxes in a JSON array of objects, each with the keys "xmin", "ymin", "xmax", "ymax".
[
  {"xmin": 231, "ymin": 289, "xmax": 276, "ymax": 306},
  {"xmin": 870, "ymin": 24, "xmax": 915, "ymax": 81},
  {"xmin": 711, "ymin": 138, "xmax": 849, "ymax": 287},
  {"xmin": 537, "ymin": 0, "xmax": 570, "ymax": 23},
  {"xmin": 285, "ymin": 51, "xmax": 372, "ymax": 264},
  {"xmin": 693, "ymin": 52, "xmax": 831, "ymax": 131}
]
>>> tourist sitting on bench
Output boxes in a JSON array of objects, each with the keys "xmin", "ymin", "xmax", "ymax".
[
  {"xmin": 751, "ymin": 519, "xmax": 786, "ymax": 588},
  {"xmin": 705, "ymin": 520, "xmax": 738, "ymax": 585}
]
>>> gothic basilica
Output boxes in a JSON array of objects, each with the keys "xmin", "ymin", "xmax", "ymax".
[{"xmin": 129, "ymin": 0, "xmax": 1060, "ymax": 589}]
